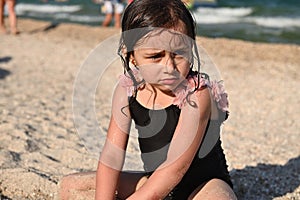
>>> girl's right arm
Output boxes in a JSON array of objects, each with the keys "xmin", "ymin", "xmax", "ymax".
[{"xmin": 95, "ymin": 83, "xmax": 132, "ymax": 200}]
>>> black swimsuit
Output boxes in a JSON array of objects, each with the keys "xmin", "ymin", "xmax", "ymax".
[{"xmin": 128, "ymin": 96, "xmax": 233, "ymax": 199}]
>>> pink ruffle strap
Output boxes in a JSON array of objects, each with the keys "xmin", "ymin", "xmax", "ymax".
[
  {"xmin": 210, "ymin": 80, "xmax": 229, "ymax": 112},
  {"xmin": 119, "ymin": 68, "xmax": 144, "ymax": 97},
  {"xmin": 119, "ymin": 73, "xmax": 229, "ymax": 112}
]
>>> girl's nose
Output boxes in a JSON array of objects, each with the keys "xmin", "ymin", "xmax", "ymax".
[{"xmin": 164, "ymin": 53, "xmax": 176, "ymax": 73}]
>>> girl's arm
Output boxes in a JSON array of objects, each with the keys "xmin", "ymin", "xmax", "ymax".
[
  {"xmin": 95, "ymin": 84, "xmax": 132, "ymax": 200},
  {"xmin": 127, "ymin": 88, "xmax": 211, "ymax": 199}
]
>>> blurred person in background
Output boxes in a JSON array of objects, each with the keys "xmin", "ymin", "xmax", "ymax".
[
  {"xmin": 102, "ymin": 0, "xmax": 124, "ymax": 28},
  {"xmin": 0, "ymin": 0, "xmax": 18, "ymax": 34}
]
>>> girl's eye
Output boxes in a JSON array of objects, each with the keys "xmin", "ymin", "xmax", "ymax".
[
  {"xmin": 148, "ymin": 53, "xmax": 163, "ymax": 60},
  {"xmin": 151, "ymin": 55, "xmax": 161, "ymax": 60},
  {"xmin": 174, "ymin": 50, "xmax": 187, "ymax": 57}
]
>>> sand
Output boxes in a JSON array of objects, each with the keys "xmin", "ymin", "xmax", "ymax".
[{"xmin": 0, "ymin": 18, "xmax": 299, "ymax": 200}]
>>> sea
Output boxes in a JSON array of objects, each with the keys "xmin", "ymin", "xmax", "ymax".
[{"xmin": 8, "ymin": 0, "xmax": 300, "ymax": 45}]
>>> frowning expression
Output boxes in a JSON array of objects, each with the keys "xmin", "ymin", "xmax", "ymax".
[{"xmin": 132, "ymin": 29, "xmax": 193, "ymax": 91}]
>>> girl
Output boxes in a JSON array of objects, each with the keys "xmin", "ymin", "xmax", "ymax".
[
  {"xmin": 96, "ymin": 0, "xmax": 236, "ymax": 199},
  {"xmin": 60, "ymin": 0, "xmax": 237, "ymax": 199}
]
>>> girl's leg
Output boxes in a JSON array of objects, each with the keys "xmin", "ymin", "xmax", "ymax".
[
  {"xmin": 0, "ymin": 0, "xmax": 6, "ymax": 33},
  {"xmin": 188, "ymin": 178, "xmax": 237, "ymax": 200},
  {"xmin": 59, "ymin": 171, "xmax": 96, "ymax": 200},
  {"xmin": 116, "ymin": 172, "xmax": 148, "ymax": 199},
  {"xmin": 59, "ymin": 171, "xmax": 147, "ymax": 200},
  {"xmin": 6, "ymin": 0, "xmax": 18, "ymax": 34}
]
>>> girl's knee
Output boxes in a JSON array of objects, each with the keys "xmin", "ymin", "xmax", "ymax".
[
  {"xmin": 60, "ymin": 172, "xmax": 96, "ymax": 190},
  {"xmin": 59, "ymin": 172, "xmax": 96, "ymax": 200}
]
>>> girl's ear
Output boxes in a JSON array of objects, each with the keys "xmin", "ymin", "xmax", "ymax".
[{"xmin": 130, "ymin": 54, "xmax": 137, "ymax": 66}]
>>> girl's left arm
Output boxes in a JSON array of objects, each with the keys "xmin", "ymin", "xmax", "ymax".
[{"xmin": 127, "ymin": 87, "xmax": 211, "ymax": 199}]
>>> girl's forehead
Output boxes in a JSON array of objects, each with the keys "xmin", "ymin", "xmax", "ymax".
[{"xmin": 134, "ymin": 29, "xmax": 192, "ymax": 52}]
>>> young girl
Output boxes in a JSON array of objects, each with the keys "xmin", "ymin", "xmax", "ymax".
[
  {"xmin": 96, "ymin": 0, "xmax": 236, "ymax": 199},
  {"xmin": 60, "ymin": 0, "xmax": 237, "ymax": 199}
]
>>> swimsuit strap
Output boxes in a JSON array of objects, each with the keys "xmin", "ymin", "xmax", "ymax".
[{"xmin": 119, "ymin": 71, "xmax": 229, "ymax": 111}]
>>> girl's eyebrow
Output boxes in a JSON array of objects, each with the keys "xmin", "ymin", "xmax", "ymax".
[{"xmin": 143, "ymin": 49, "xmax": 165, "ymax": 55}]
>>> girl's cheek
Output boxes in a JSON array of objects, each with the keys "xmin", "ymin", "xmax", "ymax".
[{"xmin": 138, "ymin": 65, "xmax": 163, "ymax": 83}]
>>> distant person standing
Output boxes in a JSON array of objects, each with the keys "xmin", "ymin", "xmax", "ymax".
[
  {"xmin": 102, "ymin": 0, "xmax": 124, "ymax": 28},
  {"xmin": 0, "ymin": 0, "xmax": 18, "ymax": 34}
]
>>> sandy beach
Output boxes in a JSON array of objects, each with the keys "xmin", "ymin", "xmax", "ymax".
[{"xmin": 0, "ymin": 18, "xmax": 299, "ymax": 199}]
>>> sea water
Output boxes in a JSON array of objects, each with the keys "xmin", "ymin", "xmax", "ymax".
[{"xmin": 10, "ymin": 0, "xmax": 300, "ymax": 45}]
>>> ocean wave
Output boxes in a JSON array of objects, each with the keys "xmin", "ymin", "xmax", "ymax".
[
  {"xmin": 193, "ymin": 7, "xmax": 253, "ymax": 24},
  {"xmin": 20, "ymin": 11, "xmax": 103, "ymax": 24},
  {"xmin": 247, "ymin": 17, "xmax": 300, "ymax": 28},
  {"xmin": 55, "ymin": 13, "xmax": 104, "ymax": 24},
  {"xmin": 194, "ymin": 7, "xmax": 300, "ymax": 29},
  {"xmin": 15, "ymin": 3, "xmax": 82, "ymax": 14},
  {"xmin": 196, "ymin": 7, "xmax": 253, "ymax": 17}
]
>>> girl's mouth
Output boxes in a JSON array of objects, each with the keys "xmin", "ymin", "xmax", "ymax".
[{"xmin": 160, "ymin": 78, "xmax": 179, "ymax": 85}]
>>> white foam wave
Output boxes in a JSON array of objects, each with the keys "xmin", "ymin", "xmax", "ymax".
[
  {"xmin": 21, "ymin": 11, "xmax": 103, "ymax": 23},
  {"xmin": 247, "ymin": 17, "xmax": 300, "ymax": 28},
  {"xmin": 193, "ymin": 7, "xmax": 252, "ymax": 24},
  {"xmin": 193, "ymin": 7, "xmax": 300, "ymax": 28},
  {"xmin": 67, "ymin": 15, "xmax": 103, "ymax": 23},
  {"xmin": 15, "ymin": 3, "xmax": 81, "ymax": 14},
  {"xmin": 197, "ymin": 7, "xmax": 253, "ymax": 17},
  {"xmin": 52, "ymin": 13, "xmax": 102, "ymax": 23}
]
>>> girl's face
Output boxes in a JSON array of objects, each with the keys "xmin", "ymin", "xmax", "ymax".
[{"xmin": 132, "ymin": 29, "xmax": 193, "ymax": 92}]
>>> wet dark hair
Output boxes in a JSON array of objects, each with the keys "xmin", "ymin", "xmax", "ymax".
[
  {"xmin": 118, "ymin": 0, "xmax": 201, "ymax": 90},
  {"xmin": 122, "ymin": 0, "xmax": 195, "ymax": 38}
]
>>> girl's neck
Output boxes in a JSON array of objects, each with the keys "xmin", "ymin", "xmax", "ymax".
[{"xmin": 136, "ymin": 83, "xmax": 175, "ymax": 110}]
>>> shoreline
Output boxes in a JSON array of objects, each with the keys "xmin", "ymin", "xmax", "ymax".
[
  {"xmin": 16, "ymin": 17, "xmax": 300, "ymax": 46},
  {"xmin": 0, "ymin": 18, "xmax": 299, "ymax": 199}
]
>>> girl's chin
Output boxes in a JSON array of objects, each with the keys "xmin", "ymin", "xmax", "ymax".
[
  {"xmin": 153, "ymin": 84, "xmax": 178, "ymax": 95},
  {"xmin": 148, "ymin": 79, "xmax": 183, "ymax": 92}
]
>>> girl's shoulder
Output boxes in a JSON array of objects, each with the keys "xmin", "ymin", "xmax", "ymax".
[{"xmin": 173, "ymin": 73, "xmax": 229, "ymax": 112}]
